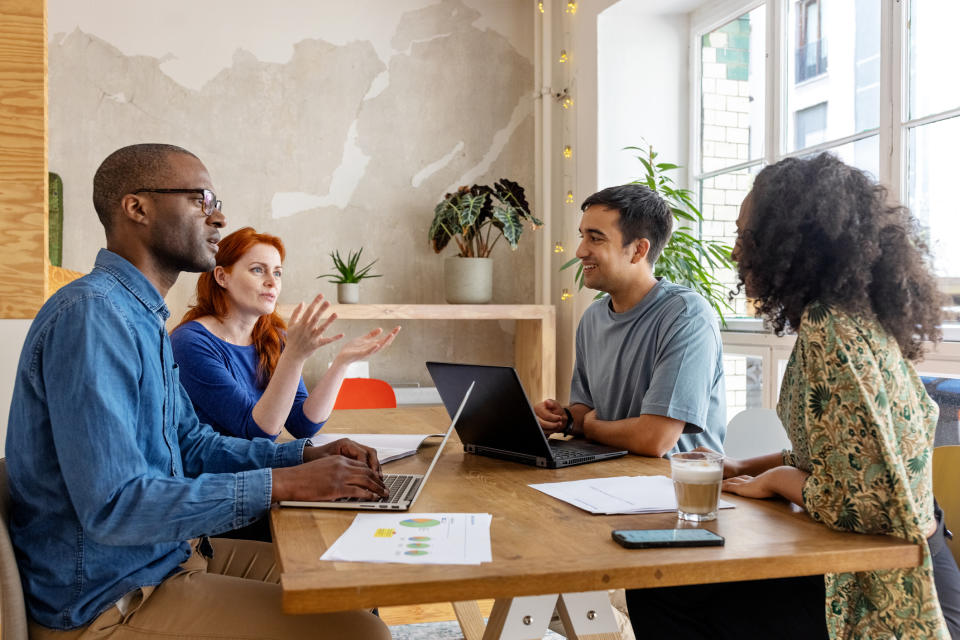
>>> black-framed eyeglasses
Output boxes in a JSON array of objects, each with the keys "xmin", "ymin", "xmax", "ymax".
[{"xmin": 132, "ymin": 188, "xmax": 222, "ymax": 216}]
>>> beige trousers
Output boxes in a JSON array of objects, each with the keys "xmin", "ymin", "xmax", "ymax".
[{"xmin": 29, "ymin": 538, "xmax": 390, "ymax": 640}]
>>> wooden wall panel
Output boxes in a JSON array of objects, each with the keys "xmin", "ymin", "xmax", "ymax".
[{"xmin": 0, "ymin": 0, "xmax": 47, "ymax": 318}]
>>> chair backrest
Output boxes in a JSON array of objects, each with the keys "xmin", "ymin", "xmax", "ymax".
[
  {"xmin": 0, "ymin": 459, "xmax": 29, "ymax": 639},
  {"xmin": 921, "ymin": 377, "xmax": 960, "ymax": 447},
  {"xmin": 333, "ymin": 378, "xmax": 397, "ymax": 410},
  {"xmin": 722, "ymin": 407, "xmax": 791, "ymax": 460},
  {"xmin": 933, "ymin": 445, "xmax": 960, "ymax": 565}
]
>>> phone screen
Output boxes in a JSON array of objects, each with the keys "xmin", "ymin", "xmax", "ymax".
[{"xmin": 611, "ymin": 528, "xmax": 724, "ymax": 548}]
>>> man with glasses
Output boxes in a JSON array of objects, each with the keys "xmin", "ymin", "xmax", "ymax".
[{"xmin": 6, "ymin": 144, "xmax": 390, "ymax": 639}]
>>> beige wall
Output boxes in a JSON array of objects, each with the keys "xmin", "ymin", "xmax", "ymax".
[{"xmin": 47, "ymin": 0, "xmax": 536, "ymax": 387}]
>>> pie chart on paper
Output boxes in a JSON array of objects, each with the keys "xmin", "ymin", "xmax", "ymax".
[{"xmin": 399, "ymin": 518, "xmax": 441, "ymax": 528}]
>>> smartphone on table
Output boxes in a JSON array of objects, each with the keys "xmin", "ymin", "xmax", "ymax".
[{"xmin": 611, "ymin": 528, "xmax": 724, "ymax": 549}]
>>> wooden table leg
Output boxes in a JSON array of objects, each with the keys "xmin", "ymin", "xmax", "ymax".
[
  {"xmin": 451, "ymin": 591, "xmax": 622, "ymax": 640},
  {"xmin": 453, "ymin": 600, "xmax": 487, "ymax": 640},
  {"xmin": 481, "ymin": 595, "xmax": 557, "ymax": 640},
  {"xmin": 556, "ymin": 591, "xmax": 622, "ymax": 640}
]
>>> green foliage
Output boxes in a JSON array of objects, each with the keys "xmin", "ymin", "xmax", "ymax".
[
  {"xmin": 561, "ymin": 142, "xmax": 736, "ymax": 323},
  {"xmin": 429, "ymin": 179, "xmax": 543, "ymax": 258},
  {"xmin": 318, "ymin": 248, "xmax": 382, "ymax": 284}
]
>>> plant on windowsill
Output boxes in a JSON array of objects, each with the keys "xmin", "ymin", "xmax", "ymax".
[
  {"xmin": 429, "ymin": 179, "xmax": 542, "ymax": 304},
  {"xmin": 318, "ymin": 248, "xmax": 381, "ymax": 304},
  {"xmin": 561, "ymin": 142, "xmax": 736, "ymax": 324}
]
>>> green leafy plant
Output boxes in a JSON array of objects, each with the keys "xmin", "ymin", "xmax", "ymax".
[
  {"xmin": 561, "ymin": 142, "xmax": 736, "ymax": 322},
  {"xmin": 318, "ymin": 248, "xmax": 382, "ymax": 284},
  {"xmin": 429, "ymin": 179, "xmax": 543, "ymax": 257}
]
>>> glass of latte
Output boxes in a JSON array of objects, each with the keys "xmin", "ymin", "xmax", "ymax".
[{"xmin": 670, "ymin": 451, "xmax": 723, "ymax": 522}]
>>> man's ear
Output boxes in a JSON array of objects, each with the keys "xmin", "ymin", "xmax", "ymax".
[
  {"xmin": 630, "ymin": 238, "xmax": 651, "ymax": 264},
  {"xmin": 118, "ymin": 193, "xmax": 148, "ymax": 227}
]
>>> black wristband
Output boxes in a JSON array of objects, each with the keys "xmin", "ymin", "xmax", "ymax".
[{"xmin": 562, "ymin": 407, "xmax": 574, "ymax": 436}]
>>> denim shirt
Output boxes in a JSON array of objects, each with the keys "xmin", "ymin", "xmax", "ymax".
[{"xmin": 5, "ymin": 249, "xmax": 306, "ymax": 630}]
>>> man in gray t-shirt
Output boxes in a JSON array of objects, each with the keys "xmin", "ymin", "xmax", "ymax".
[{"xmin": 534, "ymin": 184, "xmax": 726, "ymax": 457}]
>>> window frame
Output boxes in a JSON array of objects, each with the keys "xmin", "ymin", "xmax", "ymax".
[{"xmin": 689, "ymin": 0, "xmax": 960, "ymax": 341}]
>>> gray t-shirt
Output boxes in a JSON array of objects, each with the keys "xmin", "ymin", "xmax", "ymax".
[{"xmin": 570, "ymin": 278, "xmax": 726, "ymax": 454}]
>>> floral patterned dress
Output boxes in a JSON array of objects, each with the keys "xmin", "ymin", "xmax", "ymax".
[{"xmin": 778, "ymin": 303, "xmax": 948, "ymax": 640}]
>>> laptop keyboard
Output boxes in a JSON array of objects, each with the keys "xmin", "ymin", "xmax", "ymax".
[
  {"xmin": 550, "ymin": 446, "xmax": 587, "ymax": 460},
  {"xmin": 335, "ymin": 473, "xmax": 420, "ymax": 503},
  {"xmin": 549, "ymin": 439, "xmax": 616, "ymax": 458}
]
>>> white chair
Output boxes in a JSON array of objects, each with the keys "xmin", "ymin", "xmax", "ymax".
[
  {"xmin": 0, "ymin": 458, "xmax": 28, "ymax": 639},
  {"xmin": 723, "ymin": 408, "xmax": 791, "ymax": 460}
]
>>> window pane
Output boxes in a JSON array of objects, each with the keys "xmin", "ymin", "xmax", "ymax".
[
  {"xmin": 699, "ymin": 165, "xmax": 760, "ymax": 318},
  {"xmin": 908, "ymin": 117, "xmax": 960, "ymax": 279},
  {"xmin": 723, "ymin": 354, "xmax": 764, "ymax": 418},
  {"xmin": 786, "ymin": 0, "xmax": 880, "ymax": 153},
  {"xmin": 909, "ymin": 0, "xmax": 960, "ymax": 120},
  {"xmin": 818, "ymin": 134, "xmax": 879, "ymax": 181},
  {"xmin": 795, "ymin": 102, "xmax": 827, "ymax": 148},
  {"xmin": 700, "ymin": 5, "xmax": 765, "ymax": 173}
]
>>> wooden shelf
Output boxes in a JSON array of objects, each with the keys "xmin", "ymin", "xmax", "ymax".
[{"xmin": 278, "ymin": 304, "xmax": 556, "ymax": 400}]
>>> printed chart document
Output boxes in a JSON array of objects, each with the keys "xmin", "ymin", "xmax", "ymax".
[
  {"xmin": 529, "ymin": 475, "xmax": 735, "ymax": 515},
  {"xmin": 308, "ymin": 433, "xmax": 445, "ymax": 464},
  {"xmin": 321, "ymin": 513, "xmax": 493, "ymax": 565}
]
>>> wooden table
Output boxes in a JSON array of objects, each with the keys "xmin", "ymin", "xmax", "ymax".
[
  {"xmin": 277, "ymin": 304, "xmax": 556, "ymax": 401},
  {"xmin": 272, "ymin": 407, "xmax": 923, "ymax": 639}
]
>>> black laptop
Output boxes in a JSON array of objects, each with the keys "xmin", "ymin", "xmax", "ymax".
[{"xmin": 426, "ymin": 362, "xmax": 628, "ymax": 468}]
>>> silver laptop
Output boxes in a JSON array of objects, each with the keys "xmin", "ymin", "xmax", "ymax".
[{"xmin": 279, "ymin": 382, "xmax": 474, "ymax": 511}]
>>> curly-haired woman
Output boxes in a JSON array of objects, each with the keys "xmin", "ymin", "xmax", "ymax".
[{"xmin": 627, "ymin": 154, "xmax": 960, "ymax": 639}]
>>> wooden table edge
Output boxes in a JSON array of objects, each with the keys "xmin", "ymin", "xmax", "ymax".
[{"xmin": 278, "ymin": 540, "xmax": 923, "ymax": 614}]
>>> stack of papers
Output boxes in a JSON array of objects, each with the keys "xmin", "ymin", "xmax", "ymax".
[
  {"xmin": 308, "ymin": 433, "xmax": 445, "ymax": 464},
  {"xmin": 529, "ymin": 475, "xmax": 735, "ymax": 515},
  {"xmin": 321, "ymin": 513, "xmax": 493, "ymax": 565}
]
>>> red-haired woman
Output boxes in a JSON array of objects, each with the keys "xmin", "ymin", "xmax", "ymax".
[{"xmin": 170, "ymin": 227, "xmax": 399, "ymax": 442}]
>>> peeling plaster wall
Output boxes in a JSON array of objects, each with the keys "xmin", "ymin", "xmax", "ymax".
[{"xmin": 48, "ymin": 0, "xmax": 535, "ymax": 388}]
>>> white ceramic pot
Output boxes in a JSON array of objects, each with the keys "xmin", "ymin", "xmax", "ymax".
[
  {"xmin": 444, "ymin": 256, "xmax": 493, "ymax": 304},
  {"xmin": 337, "ymin": 282, "xmax": 360, "ymax": 304}
]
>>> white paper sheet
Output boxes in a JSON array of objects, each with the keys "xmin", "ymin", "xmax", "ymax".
[
  {"xmin": 320, "ymin": 513, "xmax": 493, "ymax": 565},
  {"xmin": 528, "ymin": 475, "xmax": 735, "ymax": 515},
  {"xmin": 308, "ymin": 433, "xmax": 445, "ymax": 464}
]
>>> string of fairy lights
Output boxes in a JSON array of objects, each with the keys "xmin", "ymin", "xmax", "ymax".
[{"xmin": 540, "ymin": 0, "xmax": 578, "ymax": 301}]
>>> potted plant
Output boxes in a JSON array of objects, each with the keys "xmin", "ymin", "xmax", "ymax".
[
  {"xmin": 561, "ymin": 142, "xmax": 736, "ymax": 323},
  {"xmin": 429, "ymin": 178, "xmax": 542, "ymax": 303},
  {"xmin": 318, "ymin": 248, "xmax": 381, "ymax": 304}
]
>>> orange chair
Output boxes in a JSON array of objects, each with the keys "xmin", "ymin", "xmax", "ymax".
[{"xmin": 333, "ymin": 378, "xmax": 397, "ymax": 410}]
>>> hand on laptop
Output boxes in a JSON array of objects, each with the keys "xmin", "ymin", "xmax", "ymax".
[
  {"xmin": 272, "ymin": 455, "xmax": 388, "ymax": 503},
  {"xmin": 534, "ymin": 398, "xmax": 567, "ymax": 434},
  {"xmin": 305, "ymin": 437, "xmax": 382, "ymax": 477}
]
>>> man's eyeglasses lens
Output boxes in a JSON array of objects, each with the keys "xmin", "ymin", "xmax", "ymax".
[
  {"xmin": 202, "ymin": 190, "xmax": 222, "ymax": 215},
  {"xmin": 132, "ymin": 188, "xmax": 222, "ymax": 216}
]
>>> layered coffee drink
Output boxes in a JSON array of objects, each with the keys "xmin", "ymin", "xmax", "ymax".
[{"xmin": 670, "ymin": 452, "xmax": 723, "ymax": 522}]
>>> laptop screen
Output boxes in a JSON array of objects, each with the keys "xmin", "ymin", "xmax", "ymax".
[{"xmin": 426, "ymin": 362, "xmax": 554, "ymax": 458}]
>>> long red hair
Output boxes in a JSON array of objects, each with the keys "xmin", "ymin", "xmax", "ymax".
[{"xmin": 176, "ymin": 227, "xmax": 287, "ymax": 387}]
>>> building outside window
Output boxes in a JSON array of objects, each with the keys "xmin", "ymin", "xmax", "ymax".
[
  {"xmin": 692, "ymin": 0, "xmax": 960, "ymax": 415},
  {"xmin": 796, "ymin": 0, "xmax": 827, "ymax": 82}
]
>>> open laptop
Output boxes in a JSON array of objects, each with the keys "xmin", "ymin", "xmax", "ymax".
[
  {"xmin": 279, "ymin": 382, "xmax": 474, "ymax": 511},
  {"xmin": 426, "ymin": 362, "xmax": 628, "ymax": 468}
]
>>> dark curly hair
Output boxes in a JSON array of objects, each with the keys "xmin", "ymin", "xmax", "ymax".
[{"xmin": 734, "ymin": 152, "xmax": 943, "ymax": 361}]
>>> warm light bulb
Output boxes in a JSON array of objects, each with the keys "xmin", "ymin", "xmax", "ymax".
[
  {"xmin": 553, "ymin": 241, "xmax": 565, "ymax": 253},
  {"xmin": 565, "ymin": 191, "xmax": 575, "ymax": 204},
  {"xmin": 565, "ymin": 1, "xmax": 577, "ymax": 14},
  {"xmin": 562, "ymin": 145, "xmax": 572, "ymax": 159},
  {"xmin": 558, "ymin": 50, "xmax": 568, "ymax": 63},
  {"xmin": 562, "ymin": 96, "xmax": 574, "ymax": 109},
  {"xmin": 538, "ymin": 0, "xmax": 544, "ymax": 14},
  {"xmin": 561, "ymin": 288, "xmax": 572, "ymax": 301}
]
